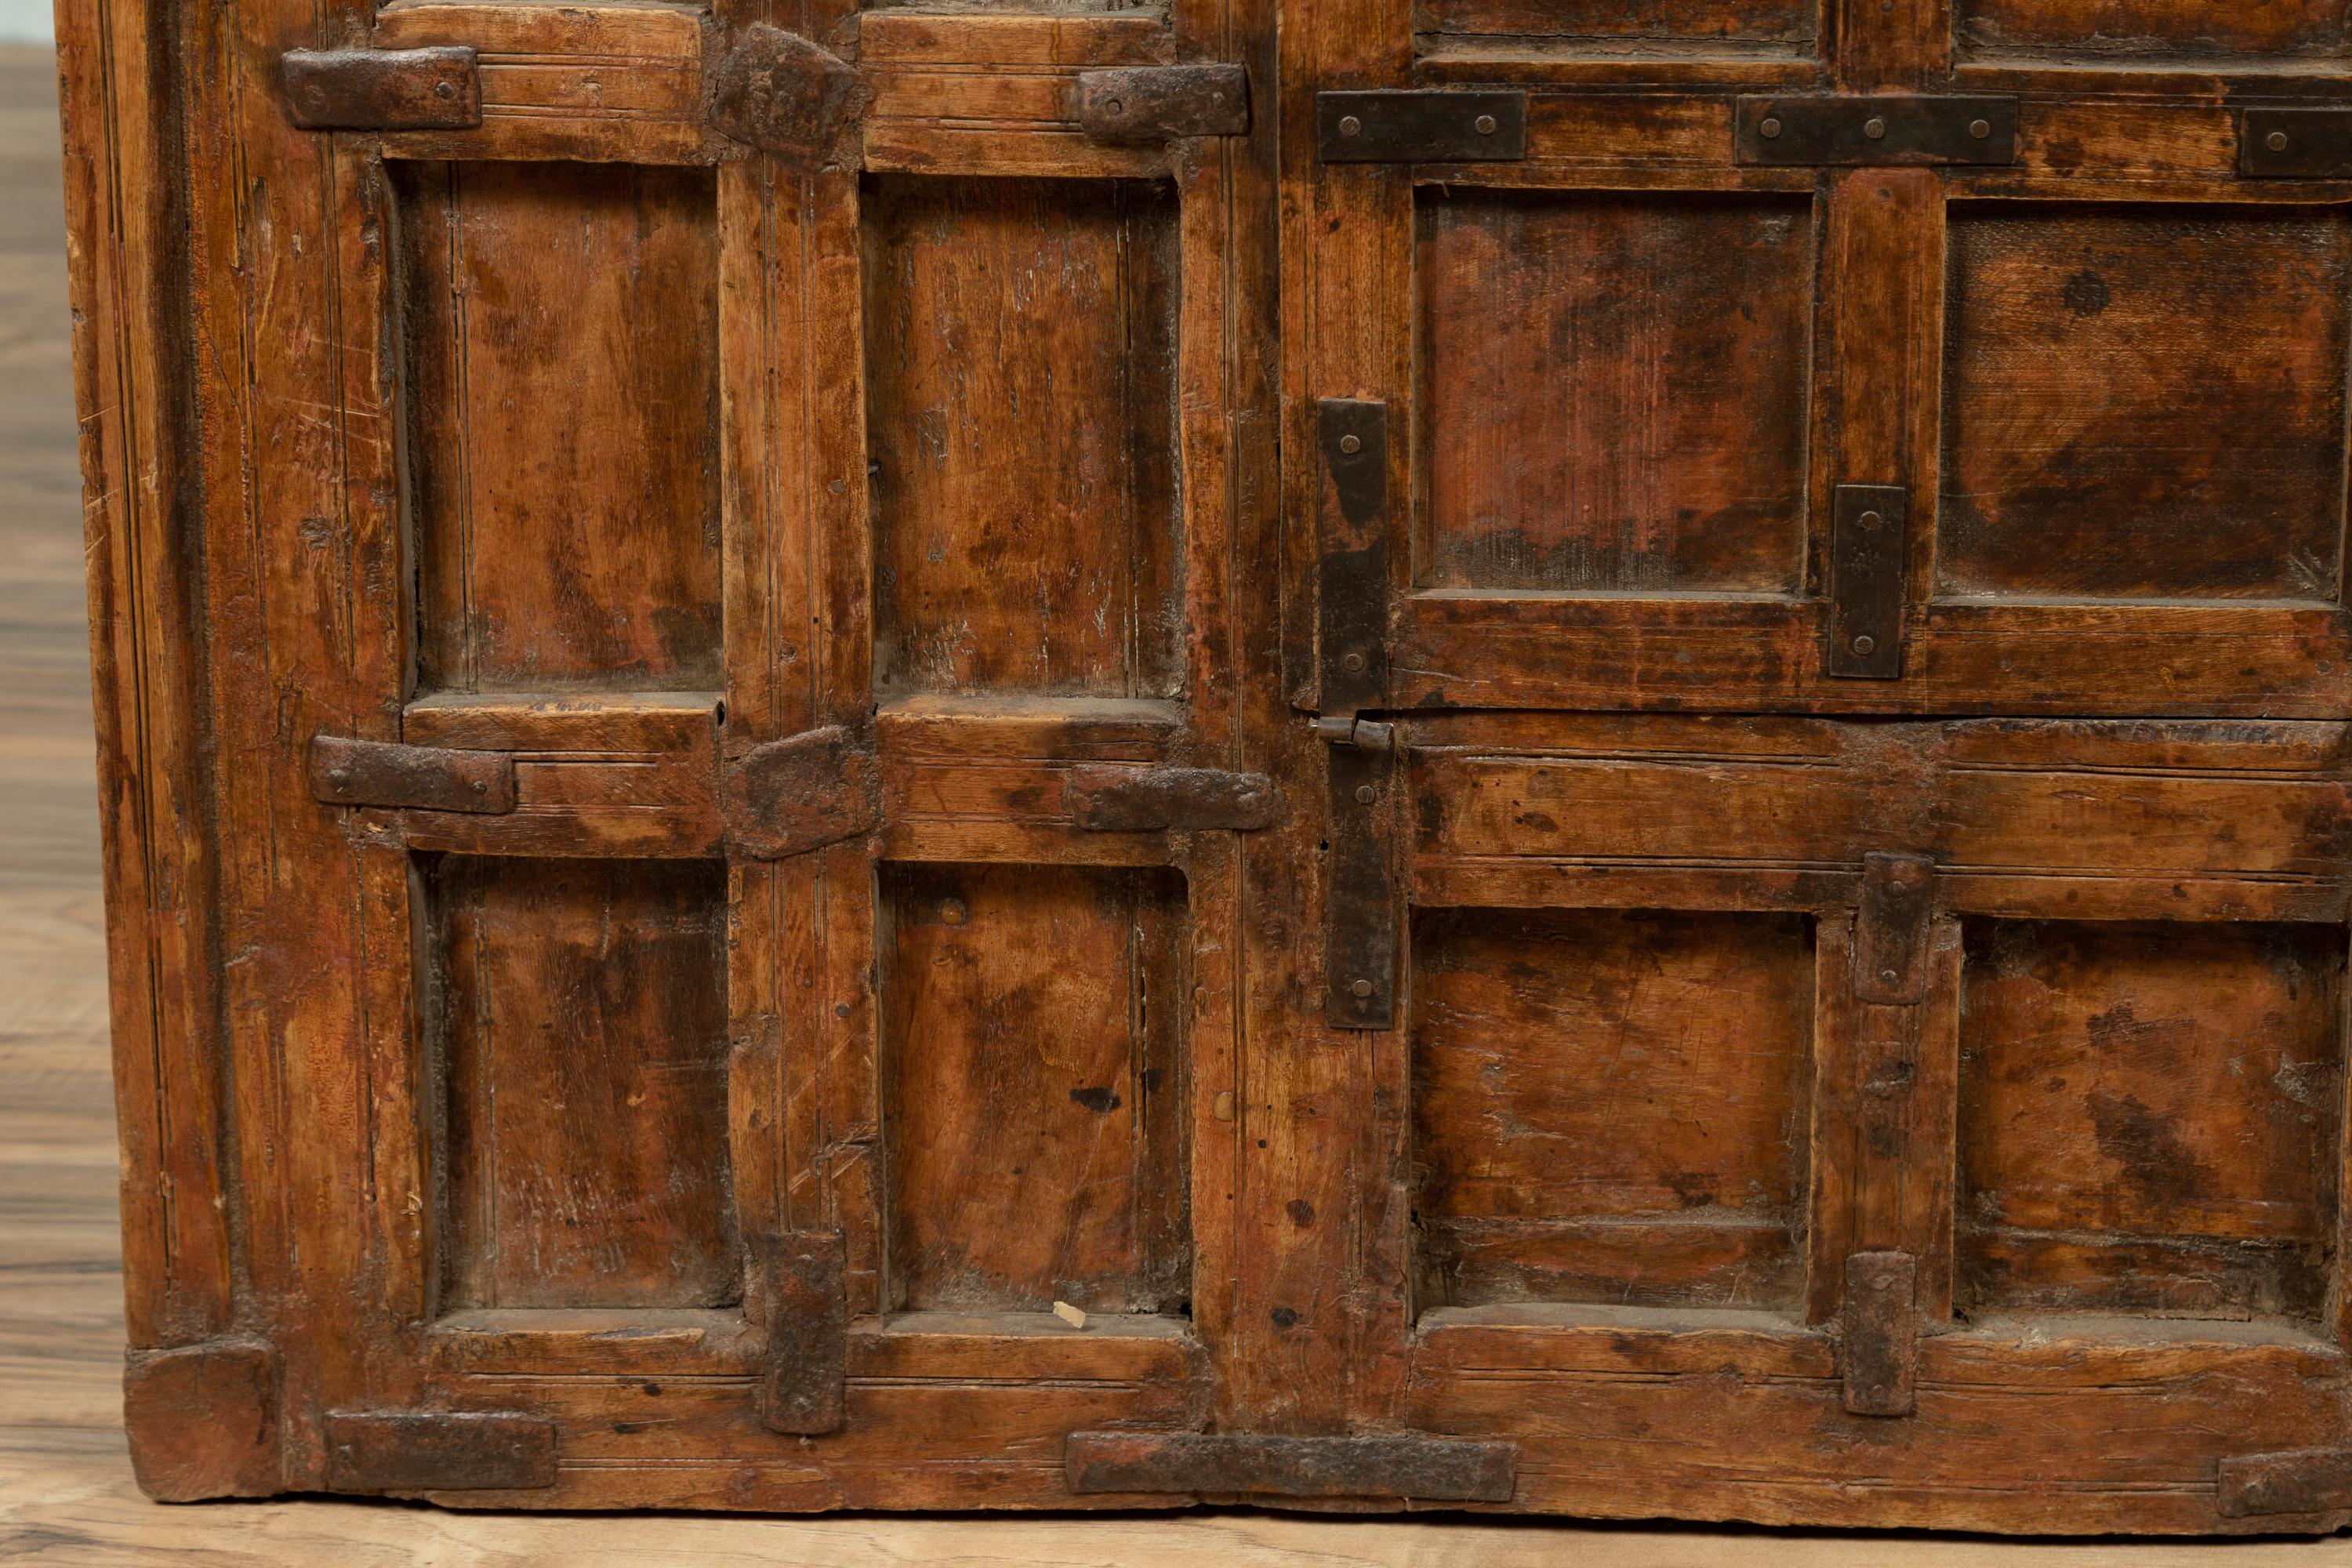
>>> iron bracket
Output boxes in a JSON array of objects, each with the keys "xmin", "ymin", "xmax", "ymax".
[
  {"xmin": 2241, "ymin": 109, "xmax": 2352, "ymax": 178},
  {"xmin": 708, "ymin": 24, "xmax": 866, "ymax": 171},
  {"xmin": 1066, "ymin": 1432, "xmax": 1518, "ymax": 1501},
  {"xmin": 1735, "ymin": 95, "xmax": 2017, "ymax": 166},
  {"xmin": 757, "ymin": 1229, "xmax": 847, "ymax": 1436},
  {"xmin": 2220, "ymin": 1447, "xmax": 2352, "ymax": 1517},
  {"xmin": 1854, "ymin": 851, "xmax": 1933, "ymax": 1005},
  {"xmin": 1841, "ymin": 1251, "xmax": 1919, "ymax": 1417},
  {"xmin": 1827, "ymin": 483, "xmax": 1907, "ymax": 680},
  {"xmin": 1077, "ymin": 64, "xmax": 1249, "ymax": 143},
  {"xmin": 323, "ymin": 1411, "xmax": 557, "ymax": 1494},
  {"xmin": 310, "ymin": 735, "xmax": 516, "ymax": 815},
  {"xmin": 724, "ymin": 725, "xmax": 881, "ymax": 860},
  {"xmin": 282, "ymin": 46, "xmax": 482, "ymax": 132},
  {"xmin": 1318, "ymin": 89, "xmax": 1526, "ymax": 162}
]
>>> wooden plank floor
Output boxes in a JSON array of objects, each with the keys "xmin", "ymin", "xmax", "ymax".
[{"xmin": 0, "ymin": 40, "xmax": 2347, "ymax": 1567}]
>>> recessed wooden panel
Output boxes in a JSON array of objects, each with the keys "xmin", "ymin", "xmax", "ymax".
[
  {"xmin": 1412, "ymin": 909, "xmax": 1815, "ymax": 1312},
  {"xmin": 400, "ymin": 162, "xmax": 721, "ymax": 692},
  {"xmin": 1958, "ymin": 920, "xmax": 2346, "ymax": 1322},
  {"xmin": 1415, "ymin": 0, "xmax": 1813, "ymax": 42},
  {"xmin": 430, "ymin": 856, "xmax": 735, "ymax": 1310},
  {"xmin": 1957, "ymin": 0, "xmax": 2346, "ymax": 59},
  {"xmin": 866, "ymin": 176, "xmax": 1181, "ymax": 699},
  {"xmin": 1940, "ymin": 206, "xmax": 2350, "ymax": 605},
  {"xmin": 1417, "ymin": 191, "xmax": 1813, "ymax": 596},
  {"xmin": 882, "ymin": 863, "xmax": 1188, "ymax": 1315}
]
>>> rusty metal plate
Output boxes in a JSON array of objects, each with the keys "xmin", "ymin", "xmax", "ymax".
[
  {"xmin": 310, "ymin": 735, "xmax": 515, "ymax": 815},
  {"xmin": 282, "ymin": 47, "xmax": 481, "ymax": 132},
  {"xmin": 1854, "ymin": 851, "xmax": 1933, "ymax": 1005},
  {"xmin": 2219, "ymin": 1447, "xmax": 2352, "ymax": 1517},
  {"xmin": 1736, "ymin": 95, "xmax": 2016, "ymax": 166},
  {"xmin": 709, "ymin": 24, "xmax": 866, "ymax": 171},
  {"xmin": 1828, "ymin": 483, "xmax": 1907, "ymax": 681},
  {"xmin": 1078, "ymin": 64, "xmax": 1249, "ymax": 143},
  {"xmin": 1316, "ymin": 400, "xmax": 1388, "ymax": 713},
  {"xmin": 323, "ymin": 1411, "xmax": 557, "ymax": 1494},
  {"xmin": 1066, "ymin": 766, "xmax": 1281, "ymax": 832},
  {"xmin": 1318, "ymin": 90, "xmax": 1526, "ymax": 163},
  {"xmin": 1326, "ymin": 743, "xmax": 1397, "ymax": 1031},
  {"xmin": 1067, "ymin": 1432, "xmax": 1518, "ymax": 1501},
  {"xmin": 1841, "ymin": 1251, "xmax": 1918, "ymax": 1417},
  {"xmin": 759, "ymin": 1230, "xmax": 846, "ymax": 1436},
  {"xmin": 725, "ymin": 726, "xmax": 880, "ymax": 860},
  {"xmin": 2241, "ymin": 109, "xmax": 2352, "ymax": 178}
]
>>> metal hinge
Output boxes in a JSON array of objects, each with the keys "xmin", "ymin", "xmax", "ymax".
[
  {"xmin": 1318, "ymin": 89, "xmax": 1526, "ymax": 162},
  {"xmin": 724, "ymin": 725, "xmax": 881, "ymax": 860},
  {"xmin": 323, "ymin": 1410, "xmax": 557, "ymax": 1494},
  {"xmin": 282, "ymin": 46, "xmax": 482, "ymax": 132},
  {"xmin": 1828, "ymin": 484, "xmax": 1907, "ymax": 680},
  {"xmin": 1066, "ymin": 766, "xmax": 1282, "ymax": 831},
  {"xmin": 1736, "ymin": 95, "xmax": 2016, "ymax": 166},
  {"xmin": 754, "ymin": 1230, "xmax": 847, "ymax": 1436},
  {"xmin": 1854, "ymin": 851, "xmax": 1933, "ymax": 1004},
  {"xmin": 1841, "ymin": 1251, "xmax": 1918, "ymax": 1417},
  {"xmin": 310, "ymin": 735, "xmax": 516, "ymax": 815},
  {"xmin": 2219, "ymin": 1447, "xmax": 2352, "ymax": 1517},
  {"xmin": 709, "ymin": 24, "xmax": 866, "ymax": 171},
  {"xmin": 1066, "ymin": 1432, "xmax": 1518, "ymax": 1501},
  {"xmin": 1078, "ymin": 64, "xmax": 1250, "ymax": 143},
  {"xmin": 2241, "ymin": 109, "xmax": 2352, "ymax": 177}
]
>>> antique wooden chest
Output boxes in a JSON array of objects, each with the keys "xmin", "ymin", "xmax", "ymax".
[{"xmin": 59, "ymin": 0, "xmax": 2352, "ymax": 1533}]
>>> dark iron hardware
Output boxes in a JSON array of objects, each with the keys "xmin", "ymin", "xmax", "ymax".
[
  {"xmin": 282, "ymin": 46, "xmax": 482, "ymax": 132},
  {"xmin": 310, "ymin": 735, "xmax": 516, "ymax": 815},
  {"xmin": 1841, "ymin": 1251, "xmax": 1918, "ymax": 1417},
  {"xmin": 1066, "ymin": 1432, "xmax": 1518, "ymax": 1501},
  {"xmin": 1078, "ymin": 64, "xmax": 1249, "ymax": 143},
  {"xmin": 1828, "ymin": 483, "xmax": 1907, "ymax": 681},
  {"xmin": 2219, "ymin": 1447, "xmax": 2352, "ymax": 1517},
  {"xmin": 1853, "ymin": 851, "xmax": 1933, "ymax": 1005},
  {"xmin": 709, "ymin": 24, "xmax": 865, "ymax": 171},
  {"xmin": 2241, "ymin": 109, "xmax": 2352, "ymax": 178},
  {"xmin": 757, "ymin": 1229, "xmax": 847, "ymax": 1436},
  {"xmin": 1736, "ymin": 95, "xmax": 2016, "ymax": 166},
  {"xmin": 323, "ymin": 1411, "xmax": 557, "ymax": 1494},
  {"xmin": 725, "ymin": 725, "xmax": 881, "ymax": 860},
  {"xmin": 1066, "ymin": 765, "xmax": 1281, "ymax": 831},
  {"xmin": 1318, "ymin": 89, "xmax": 1526, "ymax": 162}
]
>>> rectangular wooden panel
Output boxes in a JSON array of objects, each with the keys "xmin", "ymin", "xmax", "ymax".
[
  {"xmin": 1412, "ymin": 909, "xmax": 1816, "ymax": 1312},
  {"xmin": 881, "ymin": 863, "xmax": 1188, "ymax": 1314},
  {"xmin": 1416, "ymin": 191, "xmax": 1813, "ymax": 596},
  {"xmin": 1940, "ymin": 205, "xmax": 2350, "ymax": 605},
  {"xmin": 399, "ymin": 162, "xmax": 721, "ymax": 692},
  {"xmin": 1956, "ymin": 0, "xmax": 2347, "ymax": 60},
  {"xmin": 431, "ymin": 856, "xmax": 736, "ymax": 1310},
  {"xmin": 865, "ymin": 176, "xmax": 1181, "ymax": 699},
  {"xmin": 1414, "ymin": 0, "xmax": 1813, "ymax": 45},
  {"xmin": 1958, "ymin": 920, "xmax": 2346, "ymax": 1322}
]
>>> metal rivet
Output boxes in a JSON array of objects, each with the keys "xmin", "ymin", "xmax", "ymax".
[
  {"xmin": 1879, "ymin": 967, "xmax": 1899, "ymax": 985},
  {"xmin": 1969, "ymin": 118, "xmax": 1991, "ymax": 140},
  {"xmin": 1851, "ymin": 634, "xmax": 1876, "ymax": 655},
  {"xmin": 1857, "ymin": 510, "xmax": 1882, "ymax": 530},
  {"xmin": 328, "ymin": 769, "xmax": 350, "ymax": 786},
  {"xmin": 1472, "ymin": 114, "xmax": 1497, "ymax": 135},
  {"xmin": 1338, "ymin": 433, "xmax": 1362, "ymax": 455},
  {"xmin": 1870, "ymin": 1385, "xmax": 1889, "ymax": 1400},
  {"xmin": 434, "ymin": 80, "xmax": 456, "ymax": 100},
  {"xmin": 1760, "ymin": 116, "xmax": 1782, "ymax": 139},
  {"xmin": 1886, "ymin": 880, "xmax": 1909, "ymax": 897},
  {"xmin": 1355, "ymin": 785, "xmax": 1378, "ymax": 804},
  {"xmin": 1341, "ymin": 652, "xmax": 1367, "ymax": 673},
  {"xmin": 471, "ymin": 780, "xmax": 487, "ymax": 795},
  {"xmin": 1864, "ymin": 117, "xmax": 1887, "ymax": 140},
  {"xmin": 2268, "ymin": 130, "xmax": 2291, "ymax": 153},
  {"xmin": 1350, "ymin": 978, "xmax": 1374, "ymax": 999},
  {"xmin": 1338, "ymin": 114, "xmax": 1363, "ymax": 136}
]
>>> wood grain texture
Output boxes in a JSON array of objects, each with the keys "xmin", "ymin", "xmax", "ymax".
[
  {"xmin": 1414, "ymin": 191, "xmax": 1813, "ymax": 595},
  {"xmin": 402, "ymin": 160, "xmax": 724, "ymax": 692}
]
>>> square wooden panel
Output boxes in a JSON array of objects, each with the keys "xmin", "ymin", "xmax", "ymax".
[
  {"xmin": 881, "ymin": 863, "xmax": 1189, "ymax": 1316},
  {"xmin": 1940, "ymin": 205, "xmax": 2351, "ymax": 605},
  {"xmin": 1411, "ymin": 909, "xmax": 1816, "ymax": 1313},
  {"xmin": 398, "ymin": 162, "xmax": 722, "ymax": 692},
  {"xmin": 1958, "ymin": 920, "xmax": 2347, "ymax": 1323},
  {"xmin": 1416, "ymin": 191, "xmax": 1814, "ymax": 596},
  {"xmin": 1956, "ymin": 0, "xmax": 2347, "ymax": 60},
  {"xmin": 865, "ymin": 176, "xmax": 1181, "ymax": 701},
  {"xmin": 429, "ymin": 856, "xmax": 736, "ymax": 1312}
]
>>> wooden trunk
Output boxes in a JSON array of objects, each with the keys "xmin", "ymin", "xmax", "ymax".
[{"xmin": 56, "ymin": 0, "xmax": 2352, "ymax": 1533}]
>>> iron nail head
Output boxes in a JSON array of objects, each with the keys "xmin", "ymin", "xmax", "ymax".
[
  {"xmin": 1355, "ymin": 784, "xmax": 1377, "ymax": 804},
  {"xmin": 1338, "ymin": 114, "xmax": 1362, "ymax": 136},
  {"xmin": 1851, "ymin": 634, "xmax": 1876, "ymax": 656},
  {"xmin": 1864, "ymin": 116, "xmax": 1887, "ymax": 140},
  {"xmin": 1858, "ymin": 510, "xmax": 1882, "ymax": 530},
  {"xmin": 1473, "ymin": 114, "xmax": 1497, "ymax": 135},
  {"xmin": 1878, "ymin": 967, "xmax": 1899, "ymax": 985},
  {"xmin": 1760, "ymin": 116, "xmax": 1782, "ymax": 139},
  {"xmin": 1338, "ymin": 433, "xmax": 1362, "ymax": 455},
  {"xmin": 1968, "ymin": 118, "xmax": 1990, "ymax": 139},
  {"xmin": 1350, "ymin": 978, "xmax": 1374, "ymax": 999},
  {"xmin": 1105, "ymin": 97, "xmax": 1124, "ymax": 115},
  {"xmin": 1341, "ymin": 651, "xmax": 1367, "ymax": 673},
  {"xmin": 2268, "ymin": 130, "xmax": 2291, "ymax": 153}
]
